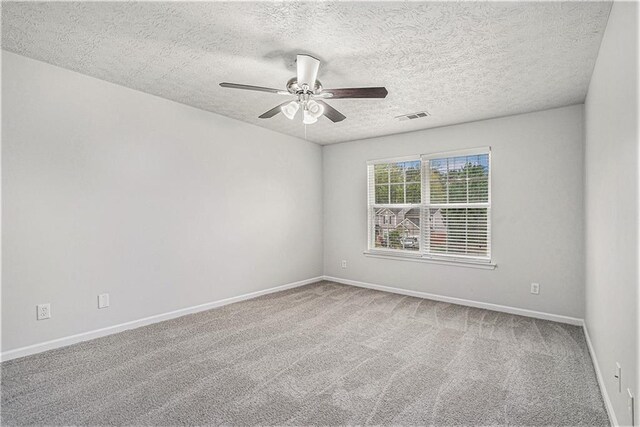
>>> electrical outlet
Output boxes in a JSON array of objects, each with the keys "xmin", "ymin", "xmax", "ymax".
[
  {"xmin": 36, "ymin": 303, "xmax": 51, "ymax": 320},
  {"xmin": 530, "ymin": 283, "xmax": 540, "ymax": 295},
  {"xmin": 615, "ymin": 363, "xmax": 622, "ymax": 392},
  {"xmin": 98, "ymin": 293, "xmax": 110, "ymax": 309},
  {"xmin": 341, "ymin": 260, "xmax": 347, "ymax": 269}
]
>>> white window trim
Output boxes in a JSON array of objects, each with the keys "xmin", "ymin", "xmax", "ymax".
[
  {"xmin": 363, "ymin": 250, "xmax": 497, "ymax": 270},
  {"xmin": 366, "ymin": 155, "xmax": 421, "ymax": 166},
  {"xmin": 366, "ymin": 147, "xmax": 493, "ymax": 268}
]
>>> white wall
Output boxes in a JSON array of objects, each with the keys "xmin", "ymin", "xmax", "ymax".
[
  {"xmin": 584, "ymin": 2, "xmax": 639, "ymax": 425},
  {"xmin": 324, "ymin": 105, "xmax": 585, "ymax": 318},
  {"xmin": 1, "ymin": 51, "xmax": 323, "ymax": 352}
]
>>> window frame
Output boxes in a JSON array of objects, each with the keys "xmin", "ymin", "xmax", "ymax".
[
  {"xmin": 366, "ymin": 147, "xmax": 494, "ymax": 268},
  {"xmin": 367, "ymin": 155, "xmax": 422, "ymax": 255}
]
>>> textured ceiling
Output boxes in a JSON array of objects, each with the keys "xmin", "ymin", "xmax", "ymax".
[{"xmin": 2, "ymin": 1, "xmax": 611, "ymax": 144}]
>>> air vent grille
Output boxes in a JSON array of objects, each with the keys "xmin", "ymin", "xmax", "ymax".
[{"xmin": 396, "ymin": 111, "xmax": 430, "ymax": 121}]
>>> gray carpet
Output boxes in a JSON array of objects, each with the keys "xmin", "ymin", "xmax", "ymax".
[{"xmin": 2, "ymin": 281, "xmax": 609, "ymax": 426}]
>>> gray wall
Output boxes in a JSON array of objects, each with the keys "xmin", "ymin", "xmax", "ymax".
[
  {"xmin": 323, "ymin": 105, "xmax": 585, "ymax": 318},
  {"xmin": 584, "ymin": 2, "xmax": 639, "ymax": 425},
  {"xmin": 1, "ymin": 52, "xmax": 323, "ymax": 352}
]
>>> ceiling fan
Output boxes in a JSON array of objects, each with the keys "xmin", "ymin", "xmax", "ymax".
[{"xmin": 219, "ymin": 54, "xmax": 388, "ymax": 124}]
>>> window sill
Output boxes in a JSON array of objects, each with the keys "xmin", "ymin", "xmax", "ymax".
[{"xmin": 363, "ymin": 250, "xmax": 497, "ymax": 270}]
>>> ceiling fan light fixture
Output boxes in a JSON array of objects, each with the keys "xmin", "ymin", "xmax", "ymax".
[
  {"xmin": 307, "ymin": 99, "xmax": 324, "ymax": 118},
  {"xmin": 303, "ymin": 109, "xmax": 318, "ymax": 125},
  {"xmin": 303, "ymin": 100, "xmax": 324, "ymax": 124},
  {"xmin": 281, "ymin": 101, "xmax": 299, "ymax": 120}
]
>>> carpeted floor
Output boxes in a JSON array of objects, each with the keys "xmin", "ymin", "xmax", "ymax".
[{"xmin": 1, "ymin": 281, "xmax": 609, "ymax": 426}]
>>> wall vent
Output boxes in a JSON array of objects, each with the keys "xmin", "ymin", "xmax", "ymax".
[{"xmin": 395, "ymin": 111, "xmax": 430, "ymax": 121}]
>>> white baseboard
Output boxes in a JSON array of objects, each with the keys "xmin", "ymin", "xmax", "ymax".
[
  {"xmin": 583, "ymin": 323, "xmax": 618, "ymax": 427},
  {"xmin": 0, "ymin": 276, "xmax": 323, "ymax": 362},
  {"xmin": 322, "ymin": 275, "xmax": 584, "ymax": 326},
  {"xmin": 2, "ymin": 274, "xmax": 614, "ymax": 427}
]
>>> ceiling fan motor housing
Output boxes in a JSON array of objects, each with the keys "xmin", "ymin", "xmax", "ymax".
[{"xmin": 286, "ymin": 77, "xmax": 323, "ymax": 95}]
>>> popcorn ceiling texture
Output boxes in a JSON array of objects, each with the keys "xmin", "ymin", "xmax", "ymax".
[{"xmin": 1, "ymin": 1, "xmax": 611, "ymax": 144}]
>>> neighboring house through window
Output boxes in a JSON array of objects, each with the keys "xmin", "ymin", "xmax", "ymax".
[{"xmin": 367, "ymin": 147, "xmax": 491, "ymax": 264}]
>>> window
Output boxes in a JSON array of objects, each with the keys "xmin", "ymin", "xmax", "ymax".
[{"xmin": 367, "ymin": 148, "xmax": 491, "ymax": 264}]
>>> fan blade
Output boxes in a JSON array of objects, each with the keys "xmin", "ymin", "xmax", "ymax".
[
  {"xmin": 258, "ymin": 101, "xmax": 291, "ymax": 119},
  {"xmin": 220, "ymin": 82, "xmax": 288, "ymax": 95},
  {"xmin": 321, "ymin": 87, "xmax": 388, "ymax": 99},
  {"xmin": 316, "ymin": 100, "xmax": 346, "ymax": 123},
  {"xmin": 297, "ymin": 54, "xmax": 320, "ymax": 88}
]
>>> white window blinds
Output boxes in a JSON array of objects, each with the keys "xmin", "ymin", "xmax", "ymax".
[{"xmin": 367, "ymin": 148, "xmax": 491, "ymax": 263}]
